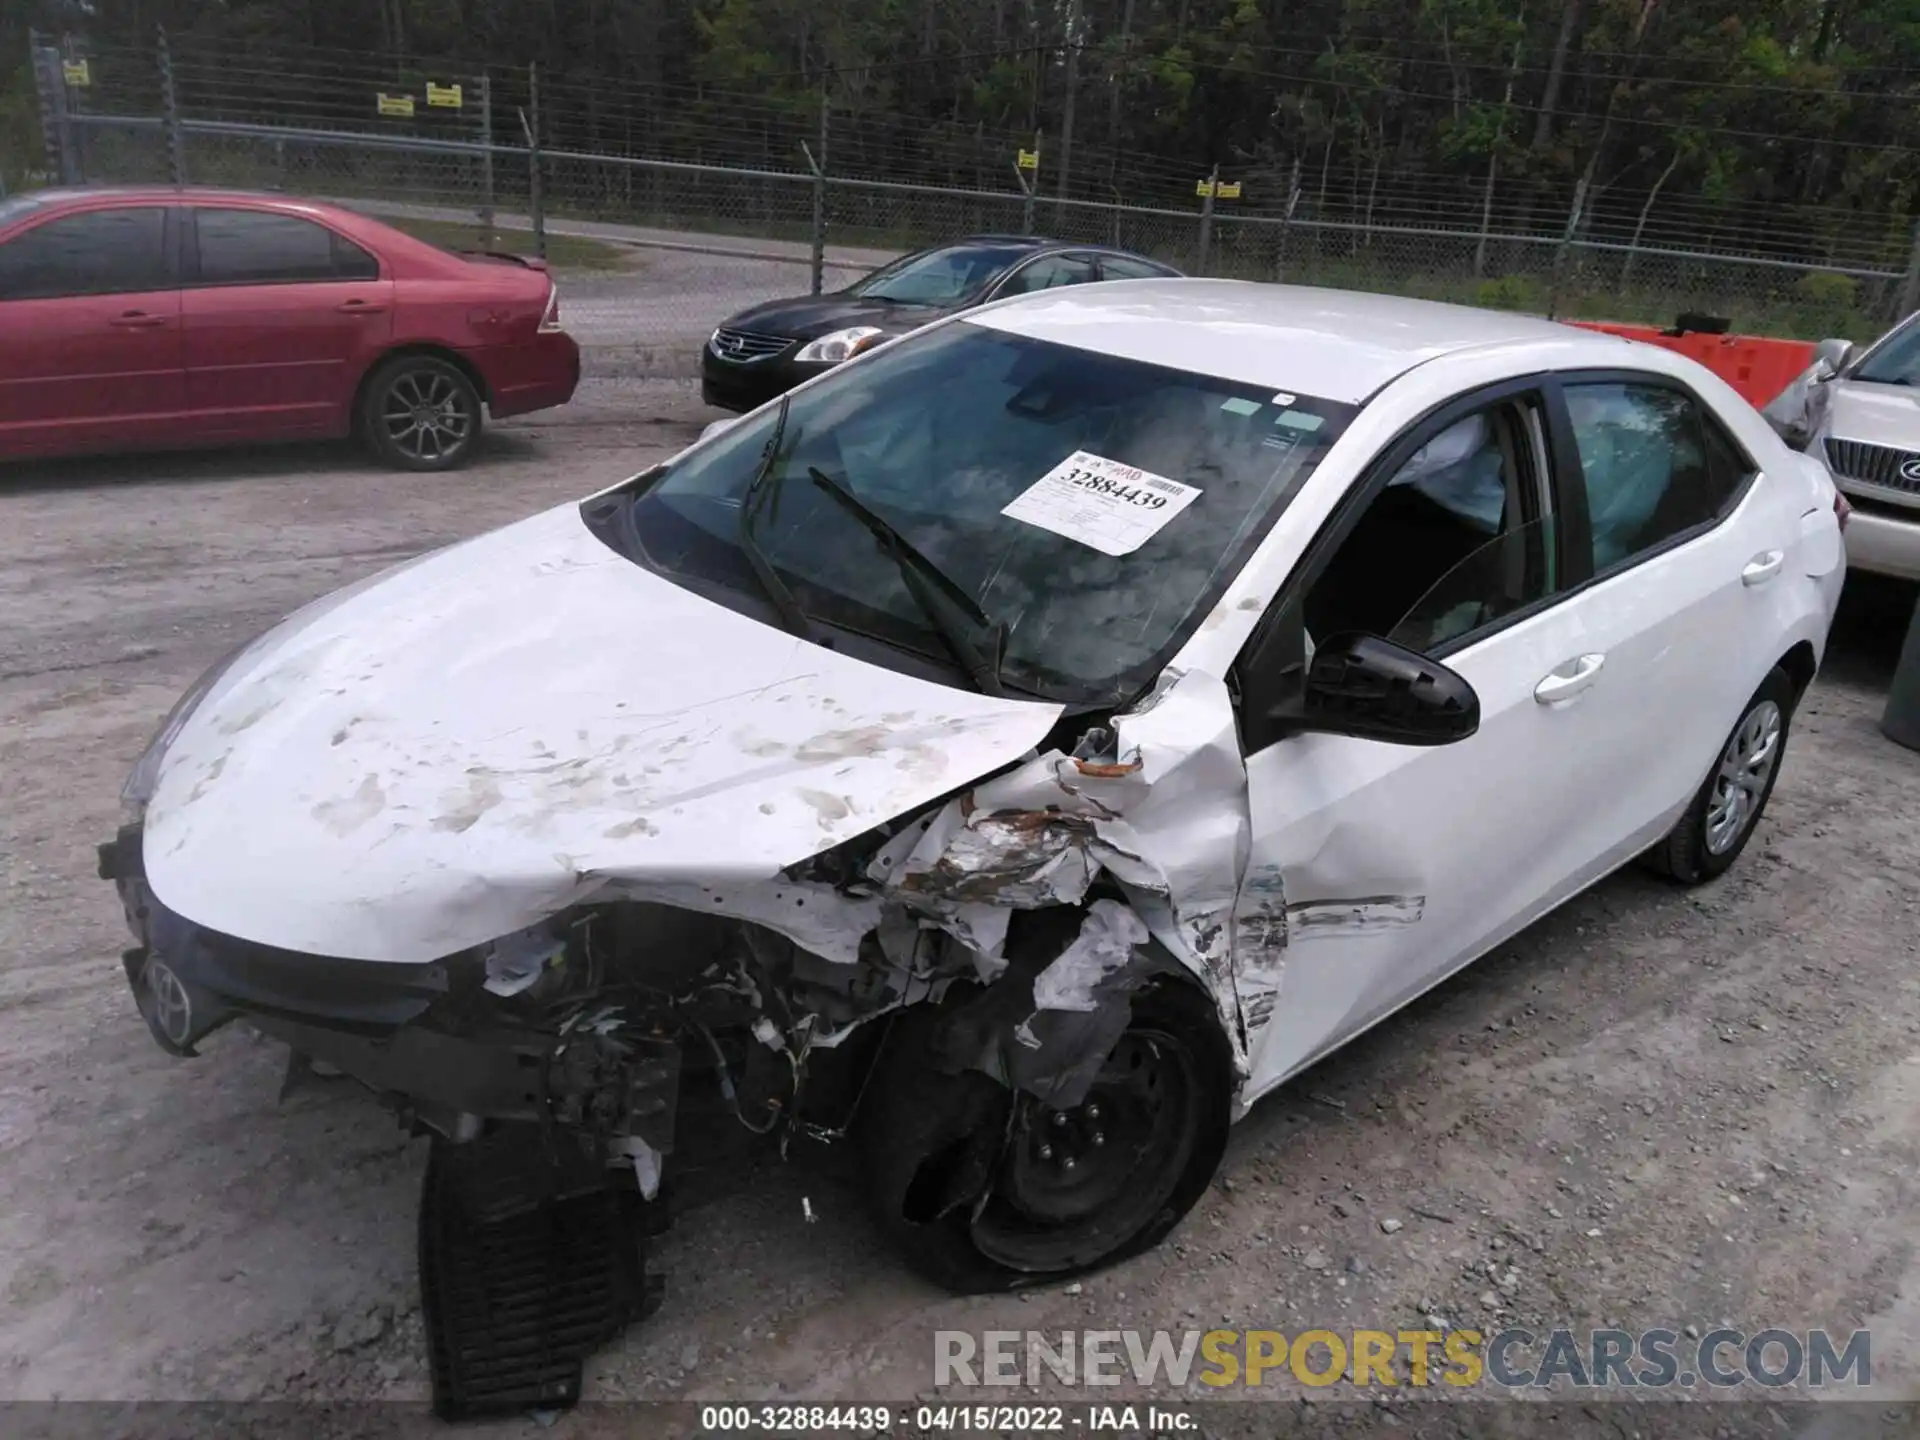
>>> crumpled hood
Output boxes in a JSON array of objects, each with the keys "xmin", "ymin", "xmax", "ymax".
[
  {"xmin": 1826, "ymin": 379, "xmax": 1920, "ymax": 447},
  {"xmin": 142, "ymin": 503, "xmax": 1064, "ymax": 963}
]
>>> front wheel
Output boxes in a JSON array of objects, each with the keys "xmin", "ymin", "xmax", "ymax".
[
  {"xmin": 858, "ymin": 981, "xmax": 1232, "ymax": 1294},
  {"xmin": 359, "ymin": 355, "xmax": 483, "ymax": 471},
  {"xmin": 1643, "ymin": 666, "xmax": 1795, "ymax": 885}
]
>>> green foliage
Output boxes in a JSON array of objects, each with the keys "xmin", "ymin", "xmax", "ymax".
[{"xmin": 1474, "ymin": 274, "xmax": 1544, "ymax": 312}]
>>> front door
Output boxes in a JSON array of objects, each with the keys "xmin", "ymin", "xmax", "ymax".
[
  {"xmin": 1233, "ymin": 383, "xmax": 1603, "ymax": 1096},
  {"xmin": 0, "ymin": 204, "xmax": 184, "ymax": 459},
  {"xmin": 181, "ymin": 206, "xmax": 393, "ymax": 439}
]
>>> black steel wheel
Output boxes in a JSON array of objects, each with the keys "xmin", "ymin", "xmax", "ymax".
[
  {"xmin": 858, "ymin": 980, "xmax": 1232, "ymax": 1293},
  {"xmin": 360, "ymin": 355, "xmax": 483, "ymax": 471}
]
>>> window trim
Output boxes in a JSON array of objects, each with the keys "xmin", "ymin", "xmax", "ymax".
[
  {"xmin": 1543, "ymin": 368, "xmax": 1762, "ymax": 594},
  {"xmin": 181, "ymin": 205, "xmax": 387, "ymax": 289},
  {"xmin": 0, "ymin": 202, "xmax": 176, "ymax": 301}
]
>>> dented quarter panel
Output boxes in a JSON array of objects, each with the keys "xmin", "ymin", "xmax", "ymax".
[{"xmin": 142, "ymin": 503, "xmax": 1064, "ymax": 962}]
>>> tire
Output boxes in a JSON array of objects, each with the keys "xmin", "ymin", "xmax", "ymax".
[
  {"xmin": 358, "ymin": 354, "xmax": 484, "ymax": 472},
  {"xmin": 857, "ymin": 980, "xmax": 1232, "ymax": 1294},
  {"xmin": 1643, "ymin": 665, "xmax": 1796, "ymax": 886}
]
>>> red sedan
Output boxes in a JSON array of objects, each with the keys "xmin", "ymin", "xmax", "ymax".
[{"xmin": 0, "ymin": 186, "xmax": 582, "ymax": 470}]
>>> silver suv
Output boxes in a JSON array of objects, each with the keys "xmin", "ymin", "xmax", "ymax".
[{"xmin": 1764, "ymin": 322, "xmax": 1920, "ymax": 580}]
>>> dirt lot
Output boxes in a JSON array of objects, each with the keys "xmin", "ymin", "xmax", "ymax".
[{"xmin": 2, "ymin": 362, "xmax": 1919, "ymax": 1433}]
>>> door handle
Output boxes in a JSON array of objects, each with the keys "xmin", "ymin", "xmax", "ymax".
[
  {"xmin": 1535, "ymin": 653, "xmax": 1606, "ymax": 704},
  {"xmin": 335, "ymin": 300, "xmax": 388, "ymax": 315},
  {"xmin": 1742, "ymin": 550, "xmax": 1785, "ymax": 586},
  {"xmin": 109, "ymin": 312, "xmax": 166, "ymax": 329}
]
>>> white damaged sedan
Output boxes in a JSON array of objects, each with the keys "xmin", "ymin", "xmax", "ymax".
[{"xmin": 101, "ymin": 281, "xmax": 1845, "ymax": 1356}]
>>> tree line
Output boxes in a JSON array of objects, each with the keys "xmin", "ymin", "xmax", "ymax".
[{"xmin": 6, "ymin": 0, "xmax": 1920, "ymax": 267}]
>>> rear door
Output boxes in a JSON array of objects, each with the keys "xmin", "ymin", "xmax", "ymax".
[
  {"xmin": 0, "ymin": 204, "xmax": 184, "ymax": 459},
  {"xmin": 180, "ymin": 206, "xmax": 393, "ymax": 439},
  {"xmin": 1528, "ymin": 373, "xmax": 1798, "ymax": 866}
]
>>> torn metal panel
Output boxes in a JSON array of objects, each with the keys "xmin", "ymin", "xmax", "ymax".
[
  {"xmin": 878, "ymin": 667, "xmax": 1257, "ymax": 1071},
  {"xmin": 1030, "ymin": 900, "xmax": 1149, "ymax": 1012}
]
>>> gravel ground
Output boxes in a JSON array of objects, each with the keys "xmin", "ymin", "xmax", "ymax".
[{"xmin": 2, "ymin": 354, "xmax": 1919, "ymax": 1437}]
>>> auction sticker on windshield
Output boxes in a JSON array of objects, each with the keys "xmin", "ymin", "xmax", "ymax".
[{"xmin": 1002, "ymin": 450, "xmax": 1202, "ymax": 557}]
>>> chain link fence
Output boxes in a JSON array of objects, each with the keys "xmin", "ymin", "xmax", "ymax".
[{"xmin": 25, "ymin": 30, "xmax": 1914, "ymax": 385}]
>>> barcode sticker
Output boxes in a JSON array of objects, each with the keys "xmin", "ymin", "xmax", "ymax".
[{"xmin": 1001, "ymin": 450, "xmax": 1202, "ymax": 557}]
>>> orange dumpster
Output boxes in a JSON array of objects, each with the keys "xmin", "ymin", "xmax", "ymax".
[{"xmin": 1565, "ymin": 321, "xmax": 1816, "ymax": 411}]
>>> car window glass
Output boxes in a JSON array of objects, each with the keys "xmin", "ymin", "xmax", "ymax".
[
  {"xmin": 620, "ymin": 322, "xmax": 1358, "ymax": 702},
  {"xmin": 1099, "ymin": 255, "xmax": 1172, "ymax": 281},
  {"xmin": 997, "ymin": 254, "xmax": 1099, "ymax": 297},
  {"xmin": 334, "ymin": 235, "xmax": 379, "ymax": 281},
  {"xmin": 1852, "ymin": 320, "xmax": 1920, "ymax": 386},
  {"xmin": 847, "ymin": 244, "xmax": 1029, "ymax": 305},
  {"xmin": 195, "ymin": 209, "xmax": 347, "ymax": 285},
  {"xmin": 1305, "ymin": 399, "xmax": 1552, "ymax": 655},
  {"xmin": 0, "ymin": 207, "xmax": 168, "ymax": 300},
  {"xmin": 1563, "ymin": 382, "xmax": 1746, "ymax": 573}
]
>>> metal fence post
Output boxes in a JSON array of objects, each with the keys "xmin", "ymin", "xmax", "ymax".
[
  {"xmin": 1197, "ymin": 164, "xmax": 1218, "ymax": 275},
  {"xmin": 31, "ymin": 38, "xmax": 80, "ymax": 185},
  {"xmin": 522, "ymin": 63, "xmax": 546, "ymax": 259},
  {"xmin": 478, "ymin": 72, "xmax": 496, "ymax": 246},
  {"xmin": 804, "ymin": 91, "xmax": 828, "ymax": 296},
  {"xmin": 1023, "ymin": 130, "xmax": 1039, "ymax": 235},
  {"xmin": 157, "ymin": 26, "xmax": 187, "ymax": 186},
  {"xmin": 1894, "ymin": 218, "xmax": 1920, "ymax": 323}
]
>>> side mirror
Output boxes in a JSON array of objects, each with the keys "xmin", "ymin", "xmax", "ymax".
[
  {"xmin": 1812, "ymin": 338, "xmax": 1856, "ymax": 379},
  {"xmin": 1276, "ymin": 632, "xmax": 1480, "ymax": 747}
]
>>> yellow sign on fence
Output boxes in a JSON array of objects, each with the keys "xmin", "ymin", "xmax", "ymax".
[
  {"xmin": 62, "ymin": 59, "xmax": 90, "ymax": 87},
  {"xmin": 1196, "ymin": 178, "xmax": 1242, "ymax": 199},
  {"xmin": 426, "ymin": 82, "xmax": 463, "ymax": 108},
  {"xmin": 1017, "ymin": 149, "xmax": 1040, "ymax": 171},
  {"xmin": 377, "ymin": 93, "xmax": 416, "ymax": 117}
]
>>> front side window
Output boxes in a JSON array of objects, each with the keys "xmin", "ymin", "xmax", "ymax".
[
  {"xmin": 0, "ymin": 207, "xmax": 168, "ymax": 300},
  {"xmin": 1563, "ymin": 382, "xmax": 1750, "ymax": 573},
  {"xmin": 595, "ymin": 321, "xmax": 1357, "ymax": 702},
  {"xmin": 996, "ymin": 254, "xmax": 1099, "ymax": 297},
  {"xmin": 193, "ymin": 209, "xmax": 370, "ymax": 285},
  {"xmin": 1305, "ymin": 397, "xmax": 1554, "ymax": 656},
  {"xmin": 847, "ymin": 244, "xmax": 1033, "ymax": 306}
]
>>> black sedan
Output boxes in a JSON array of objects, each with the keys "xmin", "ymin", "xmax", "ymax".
[{"xmin": 700, "ymin": 235, "xmax": 1182, "ymax": 412}]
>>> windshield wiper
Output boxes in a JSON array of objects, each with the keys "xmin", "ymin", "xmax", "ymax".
[
  {"xmin": 737, "ymin": 395, "xmax": 821, "ymax": 644},
  {"xmin": 806, "ymin": 466, "xmax": 1008, "ymax": 697}
]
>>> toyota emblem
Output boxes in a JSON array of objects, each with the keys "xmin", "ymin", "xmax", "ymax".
[
  {"xmin": 144, "ymin": 957, "xmax": 193, "ymax": 1047},
  {"xmin": 1899, "ymin": 457, "xmax": 1920, "ymax": 483}
]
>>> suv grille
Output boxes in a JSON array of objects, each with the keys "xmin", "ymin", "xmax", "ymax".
[
  {"xmin": 1825, "ymin": 437, "xmax": 1920, "ymax": 495},
  {"xmin": 710, "ymin": 327, "xmax": 791, "ymax": 362}
]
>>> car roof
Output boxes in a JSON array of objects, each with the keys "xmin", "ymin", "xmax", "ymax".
[
  {"xmin": 963, "ymin": 278, "xmax": 1621, "ymax": 404},
  {"xmin": 16, "ymin": 185, "xmax": 360, "ymax": 220}
]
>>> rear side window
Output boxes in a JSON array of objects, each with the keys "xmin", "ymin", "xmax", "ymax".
[
  {"xmin": 0, "ymin": 207, "xmax": 169, "ymax": 300},
  {"xmin": 193, "ymin": 209, "xmax": 378, "ymax": 285},
  {"xmin": 1100, "ymin": 255, "xmax": 1175, "ymax": 280},
  {"xmin": 1563, "ymin": 382, "xmax": 1752, "ymax": 573}
]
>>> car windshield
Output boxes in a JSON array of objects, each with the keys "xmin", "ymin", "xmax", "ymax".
[
  {"xmin": 1852, "ymin": 319, "xmax": 1920, "ymax": 386},
  {"xmin": 600, "ymin": 321, "xmax": 1357, "ymax": 704},
  {"xmin": 847, "ymin": 244, "xmax": 1032, "ymax": 306}
]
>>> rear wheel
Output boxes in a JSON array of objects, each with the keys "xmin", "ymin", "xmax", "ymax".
[
  {"xmin": 359, "ymin": 354, "xmax": 483, "ymax": 471},
  {"xmin": 1643, "ymin": 666, "xmax": 1795, "ymax": 885},
  {"xmin": 858, "ymin": 981, "xmax": 1232, "ymax": 1293}
]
